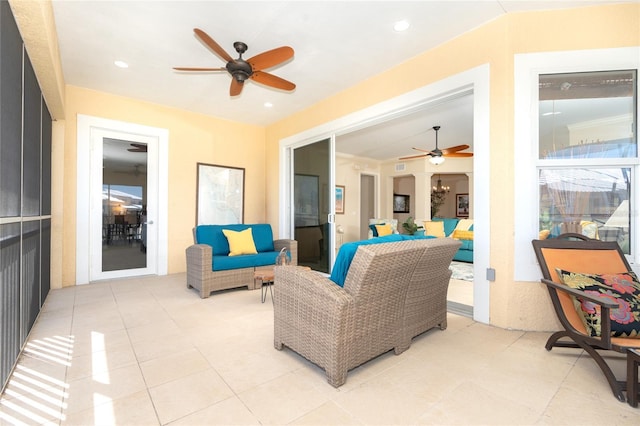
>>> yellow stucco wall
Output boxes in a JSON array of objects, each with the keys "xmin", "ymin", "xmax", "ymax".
[
  {"xmin": 61, "ymin": 86, "xmax": 266, "ymax": 286},
  {"xmin": 265, "ymin": 3, "xmax": 640, "ymax": 330}
]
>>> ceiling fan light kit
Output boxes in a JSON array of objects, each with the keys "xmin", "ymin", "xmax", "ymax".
[
  {"xmin": 399, "ymin": 125, "xmax": 473, "ymax": 163},
  {"xmin": 429, "ymin": 155, "xmax": 445, "ymax": 165},
  {"xmin": 174, "ymin": 28, "xmax": 296, "ymax": 97}
]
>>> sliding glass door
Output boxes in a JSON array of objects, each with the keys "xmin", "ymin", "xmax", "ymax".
[{"xmin": 293, "ymin": 139, "xmax": 332, "ymax": 273}]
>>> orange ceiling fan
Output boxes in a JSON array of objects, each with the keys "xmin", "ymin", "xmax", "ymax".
[
  {"xmin": 174, "ymin": 28, "xmax": 296, "ymax": 97},
  {"xmin": 399, "ymin": 126, "xmax": 473, "ymax": 165}
]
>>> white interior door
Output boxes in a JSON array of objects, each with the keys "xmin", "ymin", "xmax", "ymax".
[{"xmin": 76, "ymin": 114, "xmax": 168, "ymax": 285}]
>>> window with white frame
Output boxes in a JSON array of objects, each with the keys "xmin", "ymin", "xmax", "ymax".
[
  {"xmin": 514, "ymin": 48, "xmax": 640, "ymax": 282},
  {"xmin": 537, "ymin": 70, "xmax": 637, "ymax": 254}
]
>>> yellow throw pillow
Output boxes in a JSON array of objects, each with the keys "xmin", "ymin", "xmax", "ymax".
[
  {"xmin": 539, "ymin": 229, "xmax": 551, "ymax": 240},
  {"xmin": 423, "ymin": 221, "xmax": 445, "ymax": 237},
  {"xmin": 375, "ymin": 223, "xmax": 393, "ymax": 237},
  {"xmin": 222, "ymin": 228, "xmax": 258, "ymax": 256},
  {"xmin": 451, "ymin": 229, "xmax": 474, "ymax": 240}
]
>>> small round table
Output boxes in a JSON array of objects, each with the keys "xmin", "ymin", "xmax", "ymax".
[{"xmin": 254, "ymin": 270, "xmax": 275, "ymax": 303}]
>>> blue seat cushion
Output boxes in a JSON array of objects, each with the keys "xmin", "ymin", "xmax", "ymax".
[
  {"xmin": 196, "ymin": 224, "xmax": 275, "ymax": 256},
  {"xmin": 459, "ymin": 240, "xmax": 474, "ymax": 251},
  {"xmin": 212, "ymin": 251, "xmax": 279, "ymax": 271},
  {"xmin": 330, "ymin": 234, "xmax": 433, "ymax": 287}
]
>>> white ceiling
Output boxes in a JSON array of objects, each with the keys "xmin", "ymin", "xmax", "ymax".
[{"xmin": 51, "ymin": 1, "xmax": 628, "ymax": 162}]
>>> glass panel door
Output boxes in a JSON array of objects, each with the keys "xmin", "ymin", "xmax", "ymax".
[
  {"xmin": 90, "ymin": 130, "xmax": 157, "ymax": 280},
  {"xmin": 293, "ymin": 139, "xmax": 332, "ymax": 273},
  {"xmin": 102, "ymin": 138, "xmax": 147, "ymax": 271}
]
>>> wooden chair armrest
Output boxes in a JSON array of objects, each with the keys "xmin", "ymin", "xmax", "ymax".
[
  {"xmin": 541, "ymin": 278, "xmax": 619, "ymax": 309},
  {"xmin": 541, "ymin": 278, "xmax": 615, "ymax": 347}
]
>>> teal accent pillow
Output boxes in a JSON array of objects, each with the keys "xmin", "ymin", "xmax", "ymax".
[{"xmin": 369, "ymin": 223, "xmax": 384, "ymax": 237}]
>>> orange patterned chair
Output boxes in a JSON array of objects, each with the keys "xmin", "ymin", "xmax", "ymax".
[{"xmin": 532, "ymin": 234, "xmax": 640, "ymax": 403}]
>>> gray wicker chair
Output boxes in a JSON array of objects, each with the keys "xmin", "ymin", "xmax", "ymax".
[{"xmin": 274, "ymin": 238, "xmax": 460, "ymax": 387}]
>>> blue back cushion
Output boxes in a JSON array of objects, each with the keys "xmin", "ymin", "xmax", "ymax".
[{"xmin": 196, "ymin": 224, "xmax": 275, "ymax": 255}]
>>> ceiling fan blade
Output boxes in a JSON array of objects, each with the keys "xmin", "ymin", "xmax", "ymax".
[
  {"xmin": 441, "ymin": 144, "xmax": 470, "ymax": 154},
  {"xmin": 230, "ymin": 79, "xmax": 243, "ymax": 96},
  {"xmin": 444, "ymin": 152, "xmax": 473, "ymax": 157},
  {"xmin": 128, "ymin": 143, "xmax": 147, "ymax": 152},
  {"xmin": 173, "ymin": 67, "xmax": 227, "ymax": 72},
  {"xmin": 251, "ymin": 71, "xmax": 296, "ymax": 91},
  {"xmin": 247, "ymin": 46, "xmax": 294, "ymax": 71},
  {"xmin": 399, "ymin": 153, "xmax": 429, "ymax": 160},
  {"xmin": 193, "ymin": 28, "xmax": 233, "ymax": 62},
  {"xmin": 411, "ymin": 147, "xmax": 431, "ymax": 153}
]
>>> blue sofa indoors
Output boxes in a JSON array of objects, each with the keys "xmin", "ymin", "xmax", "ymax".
[
  {"xmin": 423, "ymin": 218, "xmax": 474, "ymax": 263},
  {"xmin": 186, "ymin": 224, "xmax": 297, "ymax": 298}
]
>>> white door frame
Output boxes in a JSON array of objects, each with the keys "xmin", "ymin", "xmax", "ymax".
[
  {"xmin": 279, "ymin": 64, "xmax": 491, "ymax": 324},
  {"xmin": 76, "ymin": 115, "xmax": 168, "ymax": 284}
]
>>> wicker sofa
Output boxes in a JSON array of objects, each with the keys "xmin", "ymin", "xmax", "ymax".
[
  {"xmin": 273, "ymin": 237, "xmax": 460, "ymax": 387},
  {"xmin": 186, "ymin": 224, "xmax": 297, "ymax": 298}
]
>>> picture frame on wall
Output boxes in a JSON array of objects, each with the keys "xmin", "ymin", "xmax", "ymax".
[
  {"xmin": 393, "ymin": 194, "xmax": 410, "ymax": 213},
  {"xmin": 196, "ymin": 163, "xmax": 245, "ymax": 225},
  {"xmin": 335, "ymin": 185, "xmax": 345, "ymax": 214},
  {"xmin": 456, "ymin": 193, "xmax": 470, "ymax": 217}
]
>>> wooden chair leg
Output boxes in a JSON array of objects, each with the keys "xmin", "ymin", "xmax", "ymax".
[
  {"xmin": 578, "ymin": 341, "xmax": 626, "ymax": 402},
  {"xmin": 627, "ymin": 349, "xmax": 639, "ymax": 407}
]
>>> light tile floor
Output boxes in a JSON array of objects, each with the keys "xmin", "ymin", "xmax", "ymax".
[{"xmin": 1, "ymin": 273, "xmax": 639, "ymax": 425}]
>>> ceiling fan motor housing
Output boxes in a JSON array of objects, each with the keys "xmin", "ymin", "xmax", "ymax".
[{"xmin": 226, "ymin": 59, "xmax": 253, "ymax": 82}]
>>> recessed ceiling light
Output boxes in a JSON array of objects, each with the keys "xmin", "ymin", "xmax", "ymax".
[
  {"xmin": 393, "ymin": 20, "xmax": 410, "ymax": 32},
  {"xmin": 264, "ymin": 102, "xmax": 273, "ymax": 108},
  {"xmin": 542, "ymin": 111, "xmax": 562, "ymax": 116},
  {"xmin": 114, "ymin": 60, "xmax": 129, "ymax": 68}
]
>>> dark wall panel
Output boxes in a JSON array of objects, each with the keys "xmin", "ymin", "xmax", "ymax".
[
  {"xmin": 0, "ymin": 223, "xmax": 21, "ymax": 390},
  {"xmin": 0, "ymin": 3, "xmax": 52, "ymax": 391},
  {"xmin": 41, "ymin": 105, "xmax": 52, "ymax": 215},
  {"xmin": 23, "ymin": 55, "xmax": 41, "ymax": 216},
  {"xmin": 41, "ymin": 219, "xmax": 51, "ymax": 305},
  {"xmin": 21, "ymin": 221, "xmax": 40, "ymax": 341},
  {"xmin": 0, "ymin": 0, "xmax": 23, "ymax": 217}
]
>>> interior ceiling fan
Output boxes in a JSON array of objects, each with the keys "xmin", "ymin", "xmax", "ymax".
[
  {"xmin": 399, "ymin": 125, "xmax": 473, "ymax": 164},
  {"xmin": 174, "ymin": 28, "xmax": 296, "ymax": 96},
  {"xmin": 127, "ymin": 143, "xmax": 147, "ymax": 153}
]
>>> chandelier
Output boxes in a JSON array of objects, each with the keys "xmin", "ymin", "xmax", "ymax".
[{"xmin": 432, "ymin": 175, "xmax": 450, "ymax": 194}]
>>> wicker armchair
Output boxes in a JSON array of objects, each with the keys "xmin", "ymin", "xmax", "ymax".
[
  {"xmin": 400, "ymin": 238, "xmax": 461, "ymax": 351},
  {"xmin": 274, "ymin": 238, "xmax": 460, "ymax": 387}
]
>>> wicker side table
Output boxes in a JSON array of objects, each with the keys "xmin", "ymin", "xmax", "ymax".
[{"xmin": 254, "ymin": 269, "xmax": 275, "ymax": 303}]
